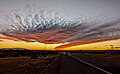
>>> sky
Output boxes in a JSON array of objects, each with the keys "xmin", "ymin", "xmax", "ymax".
[
  {"xmin": 0, "ymin": 39, "xmax": 62, "ymax": 50},
  {"xmin": 63, "ymin": 39, "xmax": 120, "ymax": 50},
  {"xmin": 0, "ymin": 0, "xmax": 120, "ymax": 22},
  {"xmin": 0, "ymin": 38, "xmax": 120, "ymax": 50},
  {"xmin": 0, "ymin": 0, "xmax": 120, "ymax": 50}
]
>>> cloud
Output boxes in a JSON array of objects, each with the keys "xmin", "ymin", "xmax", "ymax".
[
  {"xmin": 0, "ymin": 34, "xmax": 22, "ymax": 42},
  {"xmin": 0, "ymin": 10, "xmax": 120, "ymax": 50},
  {"xmin": 55, "ymin": 37, "xmax": 120, "ymax": 50}
]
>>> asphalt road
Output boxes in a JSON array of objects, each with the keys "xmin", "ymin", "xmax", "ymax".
[
  {"xmin": 70, "ymin": 53, "xmax": 120, "ymax": 74},
  {"xmin": 60, "ymin": 54, "xmax": 105, "ymax": 74}
]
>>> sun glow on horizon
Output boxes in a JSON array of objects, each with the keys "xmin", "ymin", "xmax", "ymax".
[
  {"xmin": 62, "ymin": 39, "xmax": 120, "ymax": 50},
  {"xmin": 0, "ymin": 38, "xmax": 120, "ymax": 50},
  {"xmin": 0, "ymin": 39, "xmax": 63, "ymax": 50}
]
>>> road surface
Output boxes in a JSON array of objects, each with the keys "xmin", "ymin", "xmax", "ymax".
[{"xmin": 60, "ymin": 54, "xmax": 106, "ymax": 74}]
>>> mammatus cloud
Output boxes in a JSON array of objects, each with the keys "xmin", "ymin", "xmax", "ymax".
[
  {"xmin": 0, "ymin": 10, "xmax": 120, "ymax": 50},
  {"xmin": 0, "ymin": 10, "xmax": 89, "ymax": 43}
]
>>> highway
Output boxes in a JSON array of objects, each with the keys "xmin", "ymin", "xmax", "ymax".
[{"xmin": 59, "ymin": 54, "xmax": 111, "ymax": 74}]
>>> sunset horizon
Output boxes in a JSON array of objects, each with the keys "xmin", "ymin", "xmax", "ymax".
[{"xmin": 0, "ymin": 35, "xmax": 120, "ymax": 50}]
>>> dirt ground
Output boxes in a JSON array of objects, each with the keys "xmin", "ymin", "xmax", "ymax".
[{"xmin": 0, "ymin": 55, "xmax": 60, "ymax": 74}]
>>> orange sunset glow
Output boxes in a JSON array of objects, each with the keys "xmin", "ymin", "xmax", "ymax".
[
  {"xmin": 0, "ymin": 38, "xmax": 63, "ymax": 50},
  {"xmin": 0, "ymin": 37, "xmax": 120, "ymax": 50},
  {"xmin": 0, "ymin": 33, "xmax": 120, "ymax": 50}
]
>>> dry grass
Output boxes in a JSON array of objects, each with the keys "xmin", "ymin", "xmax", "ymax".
[{"xmin": 0, "ymin": 55, "xmax": 59, "ymax": 74}]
